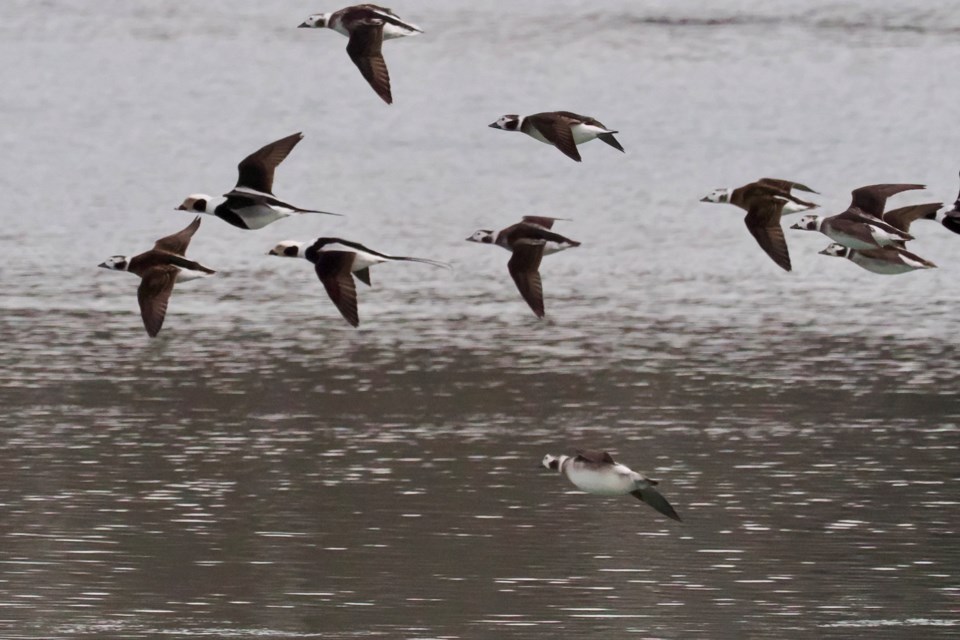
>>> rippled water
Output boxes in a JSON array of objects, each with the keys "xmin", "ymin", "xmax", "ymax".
[{"xmin": 2, "ymin": 0, "xmax": 959, "ymax": 638}]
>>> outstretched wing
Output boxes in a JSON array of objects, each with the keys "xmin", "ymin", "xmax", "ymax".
[
  {"xmin": 346, "ymin": 24, "xmax": 392, "ymax": 104},
  {"xmin": 744, "ymin": 199, "xmax": 791, "ymax": 271},
  {"xmin": 136, "ymin": 267, "xmax": 178, "ymax": 338},
  {"xmin": 236, "ymin": 132, "xmax": 304, "ymax": 194},
  {"xmin": 520, "ymin": 216, "xmax": 571, "ymax": 230},
  {"xmin": 507, "ymin": 243, "xmax": 546, "ymax": 318},
  {"xmin": 574, "ymin": 450, "xmax": 616, "ymax": 464},
  {"xmin": 153, "ymin": 216, "xmax": 201, "ymax": 255},
  {"xmin": 526, "ymin": 114, "xmax": 581, "ymax": 162},
  {"xmin": 881, "ymin": 202, "xmax": 942, "ymax": 233},
  {"xmin": 758, "ymin": 177, "xmax": 818, "ymax": 194},
  {"xmin": 849, "ymin": 183, "xmax": 924, "ymax": 218},
  {"xmin": 314, "ymin": 251, "xmax": 360, "ymax": 327}
]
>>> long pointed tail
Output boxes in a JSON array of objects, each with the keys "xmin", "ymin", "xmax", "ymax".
[
  {"xmin": 297, "ymin": 207, "xmax": 344, "ymax": 217},
  {"xmin": 391, "ymin": 256, "xmax": 451, "ymax": 269},
  {"xmin": 598, "ymin": 132, "xmax": 625, "ymax": 153},
  {"xmin": 632, "ymin": 486, "xmax": 682, "ymax": 522}
]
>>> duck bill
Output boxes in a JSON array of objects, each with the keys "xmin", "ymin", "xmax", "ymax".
[{"xmin": 297, "ymin": 22, "xmax": 309, "ymax": 28}]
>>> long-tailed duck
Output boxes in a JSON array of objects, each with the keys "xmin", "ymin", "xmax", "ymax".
[
  {"xmin": 790, "ymin": 183, "xmax": 923, "ymax": 249},
  {"xmin": 177, "ymin": 132, "xmax": 341, "ymax": 230},
  {"xmin": 466, "ymin": 216, "xmax": 579, "ymax": 318},
  {"xmin": 818, "ymin": 243, "xmax": 936, "ymax": 275},
  {"xmin": 98, "ymin": 217, "xmax": 216, "ymax": 337},
  {"xmin": 699, "ymin": 177, "xmax": 818, "ymax": 215},
  {"xmin": 701, "ymin": 178, "xmax": 818, "ymax": 272},
  {"xmin": 542, "ymin": 450, "xmax": 682, "ymax": 522},
  {"xmin": 298, "ymin": 4, "xmax": 423, "ymax": 104},
  {"xmin": 267, "ymin": 237, "xmax": 447, "ymax": 327},
  {"xmin": 488, "ymin": 111, "xmax": 624, "ymax": 162}
]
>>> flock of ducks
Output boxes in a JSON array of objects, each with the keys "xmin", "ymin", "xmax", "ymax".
[
  {"xmin": 90, "ymin": 4, "xmax": 960, "ymax": 525},
  {"xmin": 90, "ymin": 4, "xmax": 697, "ymax": 521},
  {"xmin": 96, "ymin": 4, "xmax": 960, "ymax": 336},
  {"xmin": 701, "ymin": 179, "xmax": 960, "ymax": 274},
  {"xmin": 95, "ymin": 2, "xmax": 643, "ymax": 332}
]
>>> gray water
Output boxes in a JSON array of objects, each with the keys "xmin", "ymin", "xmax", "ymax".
[{"xmin": 1, "ymin": 0, "xmax": 959, "ymax": 638}]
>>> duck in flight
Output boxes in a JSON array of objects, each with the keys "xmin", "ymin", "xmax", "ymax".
[
  {"xmin": 299, "ymin": 4, "xmax": 423, "ymax": 104},
  {"xmin": 700, "ymin": 177, "xmax": 819, "ymax": 272},
  {"xmin": 177, "ymin": 132, "xmax": 341, "ymax": 230},
  {"xmin": 542, "ymin": 450, "xmax": 682, "ymax": 522},
  {"xmin": 98, "ymin": 217, "xmax": 216, "ymax": 337},
  {"xmin": 488, "ymin": 111, "xmax": 624, "ymax": 162},
  {"xmin": 466, "ymin": 216, "xmax": 579, "ymax": 318},
  {"xmin": 268, "ymin": 237, "xmax": 448, "ymax": 327}
]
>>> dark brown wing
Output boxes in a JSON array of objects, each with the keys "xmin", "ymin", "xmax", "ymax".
[
  {"xmin": 881, "ymin": 202, "xmax": 942, "ymax": 233},
  {"xmin": 314, "ymin": 251, "xmax": 360, "ymax": 327},
  {"xmin": 554, "ymin": 110, "xmax": 600, "ymax": 127},
  {"xmin": 153, "ymin": 216, "xmax": 201, "ymax": 255},
  {"xmin": 346, "ymin": 24, "xmax": 392, "ymax": 104},
  {"xmin": 736, "ymin": 182, "xmax": 816, "ymax": 210},
  {"xmin": 631, "ymin": 486, "xmax": 682, "ymax": 522},
  {"xmin": 552, "ymin": 111, "xmax": 623, "ymax": 152},
  {"xmin": 744, "ymin": 199, "xmax": 791, "ymax": 271},
  {"xmin": 503, "ymin": 222, "xmax": 577, "ymax": 246},
  {"xmin": 136, "ymin": 267, "xmax": 177, "ymax": 338},
  {"xmin": 520, "ymin": 216, "xmax": 569, "ymax": 230},
  {"xmin": 507, "ymin": 243, "xmax": 545, "ymax": 318},
  {"xmin": 758, "ymin": 178, "xmax": 818, "ymax": 194},
  {"xmin": 849, "ymin": 184, "xmax": 924, "ymax": 217},
  {"xmin": 236, "ymin": 132, "xmax": 304, "ymax": 194},
  {"xmin": 526, "ymin": 114, "xmax": 581, "ymax": 162},
  {"xmin": 574, "ymin": 449, "xmax": 616, "ymax": 464}
]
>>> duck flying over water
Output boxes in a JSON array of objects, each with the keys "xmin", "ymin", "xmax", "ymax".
[
  {"xmin": 790, "ymin": 183, "xmax": 923, "ymax": 250},
  {"xmin": 701, "ymin": 178, "xmax": 818, "ymax": 272},
  {"xmin": 466, "ymin": 216, "xmax": 579, "ymax": 318},
  {"xmin": 268, "ymin": 237, "xmax": 448, "ymax": 327},
  {"xmin": 542, "ymin": 449, "xmax": 682, "ymax": 522},
  {"xmin": 699, "ymin": 177, "xmax": 818, "ymax": 214},
  {"xmin": 177, "ymin": 132, "xmax": 341, "ymax": 230},
  {"xmin": 488, "ymin": 111, "xmax": 624, "ymax": 162},
  {"xmin": 298, "ymin": 5, "xmax": 423, "ymax": 104},
  {"xmin": 818, "ymin": 243, "xmax": 936, "ymax": 275},
  {"xmin": 815, "ymin": 201, "xmax": 940, "ymax": 274},
  {"xmin": 98, "ymin": 217, "xmax": 216, "ymax": 337}
]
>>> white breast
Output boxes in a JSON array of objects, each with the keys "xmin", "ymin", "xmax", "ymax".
[
  {"xmin": 823, "ymin": 224, "xmax": 879, "ymax": 251},
  {"xmin": 849, "ymin": 253, "xmax": 920, "ymax": 275},
  {"xmin": 232, "ymin": 203, "xmax": 291, "ymax": 230},
  {"xmin": 565, "ymin": 464, "xmax": 635, "ymax": 496}
]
